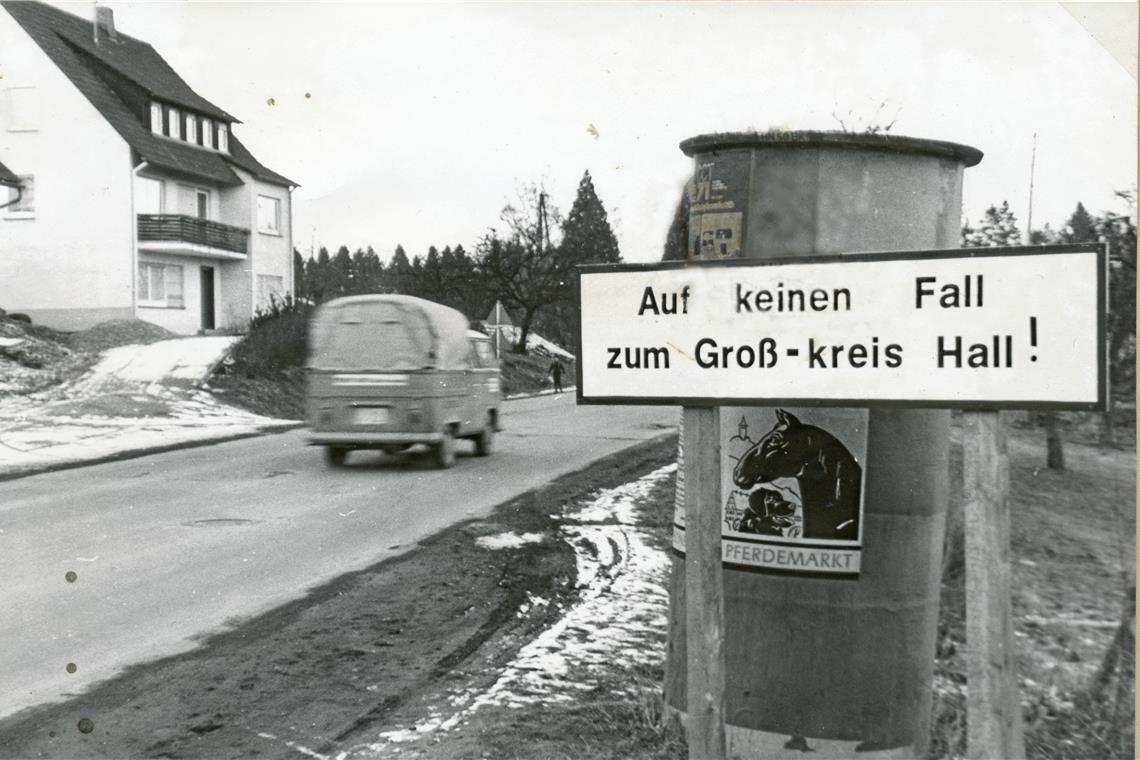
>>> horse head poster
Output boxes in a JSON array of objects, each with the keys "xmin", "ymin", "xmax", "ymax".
[{"xmin": 721, "ymin": 407, "xmax": 868, "ymax": 577}]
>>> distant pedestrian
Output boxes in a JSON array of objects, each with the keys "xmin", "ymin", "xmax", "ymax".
[{"xmin": 549, "ymin": 359, "xmax": 564, "ymax": 393}]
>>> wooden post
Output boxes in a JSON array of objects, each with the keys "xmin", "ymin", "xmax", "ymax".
[
  {"xmin": 962, "ymin": 411, "xmax": 1026, "ymax": 760},
  {"xmin": 683, "ymin": 406, "xmax": 725, "ymax": 760}
]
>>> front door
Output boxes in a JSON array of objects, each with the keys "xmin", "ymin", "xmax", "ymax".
[{"xmin": 200, "ymin": 266, "xmax": 215, "ymax": 331}]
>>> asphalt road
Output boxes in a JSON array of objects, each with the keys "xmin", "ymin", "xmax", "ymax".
[{"xmin": 0, "ymin": 393, "xmax": 677, "ymax": 721}]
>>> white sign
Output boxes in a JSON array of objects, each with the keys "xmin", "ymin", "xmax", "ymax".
[
  {"xmin": 673, "ymin": 407, "xmax": 868, "ymax": 577},
  {"xmin": 577, "ymin": 246, "xmax": 1106, "ymax": 409}
]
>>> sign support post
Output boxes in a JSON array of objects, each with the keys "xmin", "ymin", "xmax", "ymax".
[
  {"xmin": 682, "ymin": 405, "xmax": 726, "ymax": 760},
  {"xmin": 963, "ymin": 411, "xmax": 1026, "ymax": 760}
]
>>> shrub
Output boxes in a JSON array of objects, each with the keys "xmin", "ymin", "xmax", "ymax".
[{"xmin": 227, "ymin": 294, "xmax": 311, "ymax": 377}]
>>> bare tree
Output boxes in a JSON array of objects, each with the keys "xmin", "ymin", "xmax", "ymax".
[{"xmin": 476, "ymin": 184, "xmax": 567, "ymax": 354}]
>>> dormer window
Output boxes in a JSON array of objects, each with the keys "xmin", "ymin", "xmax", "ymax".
[
  {"xmin": 149, "ymin": 101, "xmax": 163, "ymax": 135},
  {"xmin": 217, "ymin": 123, "xmax": 229, "ymax": 153},
  {"xmin": 185, "ymin": 113, "xmax": 197, "ymax": 144},
  {"xmin": 202, "ymin": 118, "xmax": 214, "ymax": 149},
  {"xmin": 167, "ymin": 106, "xmax": 181, "ymax": 139}
]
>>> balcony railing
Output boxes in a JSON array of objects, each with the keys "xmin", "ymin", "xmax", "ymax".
[{"xmin": 137, "ymin": 214, "xmax": 249, "ymax": 254}]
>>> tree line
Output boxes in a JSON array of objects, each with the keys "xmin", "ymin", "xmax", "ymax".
[{"xmin": 291, "ymin": 171, "xmax": 620, "ymax": 354}]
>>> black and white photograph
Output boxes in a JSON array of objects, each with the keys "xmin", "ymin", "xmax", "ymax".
[{"xmin": 0, "ymin": 2, "xmax": 1135, "ymax": 759}]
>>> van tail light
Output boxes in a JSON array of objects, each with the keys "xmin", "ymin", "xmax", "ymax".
[{"xmin": 407, "ymin": 405, "xmax": 424, "ymax": 424}]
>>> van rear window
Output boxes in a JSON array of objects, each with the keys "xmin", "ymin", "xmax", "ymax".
[{"xmin": 309, "ymin": 301, "xmax": 435, "ymax": 370}]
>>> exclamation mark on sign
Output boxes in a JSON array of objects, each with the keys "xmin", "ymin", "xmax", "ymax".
[{"xmin": 1029, "ymin": 316, "xmax": 1038, "ymax": 362}]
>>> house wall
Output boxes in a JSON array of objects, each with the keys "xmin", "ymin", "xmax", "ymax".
[
  {"xmin": 0, "ymin": 9, "xmax": 134, "ymax": 330},
  {"xmin": 135, "ymin": 250, "xmax": 219, "ymax": 334},
  {"xmin": 135, "ymin": 169, "xmax": 266, "ymax": 334},
  {"xmin": 226, "ymin": 166, "xmax": 292, "ymax": 320},
  {"xmin": 218, "ymin": 176, "xmax": 253, "ymax": 329},
  {"xmin": 248, "ymin": 174, "xmax": 293, "ymax": 311}
]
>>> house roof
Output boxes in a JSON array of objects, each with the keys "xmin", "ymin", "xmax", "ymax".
[
  {"xmin": 0, "ymin": 160, "xmax": 20, "ymax": 187},
  {"xmin": 1, "ymin": 1, "xmax": 296, "ymax": 188}
]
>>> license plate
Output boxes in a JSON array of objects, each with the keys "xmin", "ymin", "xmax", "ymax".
[{"xmin": 352, "ymin": 407, "xmax": 389, "ymax": 425}]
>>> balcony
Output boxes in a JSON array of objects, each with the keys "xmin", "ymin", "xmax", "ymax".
[{"xmin": 137, "ymin": 214, "xmax": 249, "ymax": 259}]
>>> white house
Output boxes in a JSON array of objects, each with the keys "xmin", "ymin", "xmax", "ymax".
[{"xmin": 0, "ymin": 1, "xmax": 295, "ymax": 333}]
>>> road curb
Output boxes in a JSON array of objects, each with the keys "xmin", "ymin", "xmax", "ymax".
[
  {"xmin": 0, "ymin": 422, "xmax": 305, "ymax": 483},
  {"xmin": 504, "ymin": 386, "xmax": 577, "ymax": 401}
]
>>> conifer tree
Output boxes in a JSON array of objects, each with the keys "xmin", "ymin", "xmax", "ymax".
[
  {"xmin": 662, "ymin": 188, "xmax": 690, "ymax": 262},
  {"xmin": 560, "ymin": 170, "xmax": 621, "ymax": 265},
  {"xmin": 292, "ymin": 249, "xmax": 306, "ymax": 299},
  {"xmin": 538, "ymin": 171, "xmax": 622, "ymax": 349},
  {"xmin": 1064, "ymin": 202, "xmax": 1096, "ymax": 243},
  {"xmin": 387, "ymin": 245, "xmax": 413, "ymax": 294},
  {"xmin": 961, "ymin": 201, "xmax": 1021, "ymax": 247}
]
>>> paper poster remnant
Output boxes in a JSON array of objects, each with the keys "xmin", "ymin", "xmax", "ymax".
[{"xmin": 688, "ymin": 157, "xmax": 749, "ymax": 260}]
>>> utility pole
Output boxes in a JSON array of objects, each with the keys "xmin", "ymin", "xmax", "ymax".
[
  {"xmin": 537, "ymin": 191, "xmax": 548, "ymax": 252},
  {"xmin": 1025, "ymin": 133, "xmax": 1037, "ymax": 244}
]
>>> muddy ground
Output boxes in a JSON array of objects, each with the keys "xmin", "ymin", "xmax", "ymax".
[{"xmin": 0, "ymin": 437, "xmax": 678, "ymax": 760}]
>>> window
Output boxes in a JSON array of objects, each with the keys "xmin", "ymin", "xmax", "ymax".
[
  {"xmin": 256, "ymin": 274, "xmax": 284, "ymax": 310},
  {"xmin": 167, "ymin": 106, "xmax": 181, "ymax": 139},
  {"xmin": 6, "ymin": 175, "xmax": 34, "ymax": 214},
  {"xmin": 3, "ymin": 87, "xmax": 40, "ymax": 132},
  {"xmin": 202, "ymin": 118, "xmax": 214, "ymax": 149},
  {"xmin": 185, "ymin": 113, "xmax": 197, "ymax": 144},
  {"xmin": 149, "ymin": 102, "xmax": 163, "ymax": 135},
  {"xmin": 217, "ymin": 123, "xmax": 229, "ymax": 153},
  {"xmin": 256, "ymin": 195, "xmax": 280, "ymax": 234},
  {"xmin": 138, "ymin": 262, "xmax": 183, "ymax": 308},
  {"xmin": 195, "ymin": 189, "xmax": 209, "ymax": 219},
  {"xmin": 474, "ymin": 340, "xmax": 496, "ymax": 367}
]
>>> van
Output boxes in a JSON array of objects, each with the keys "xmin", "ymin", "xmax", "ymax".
[{"xmin": 305, "ymin": 294, "xmax": 501, "ymax": 468}]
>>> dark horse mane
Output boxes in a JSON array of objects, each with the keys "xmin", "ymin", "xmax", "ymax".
[{"xmin": 732, "ymin": 409, "xmax": 862, "ymax": 541}]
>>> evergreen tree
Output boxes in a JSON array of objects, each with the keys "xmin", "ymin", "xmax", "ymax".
[
  {"xmin": 409, "ymin": 255, "xmax": 426, "ymax": 298},
  {"xmin": 446, "ymin": 244, "xmax": 488, "ymax": 319},
  {"xmin": 328, "ymin": 245, "xmax": 352, "ymax": 298},
  {"xmin": 356, "ymin": 245, "xmax": 384, "ymax": 293},
  {"xmin": 292, "ymin": 249, "xmax": 306, "ymax": 300},
  {"xmin": 1029, "ymin": 223, "xmax": 1060, "ymax": 245},
  {"xmin": 560, "ymin": 170, "xmax": 621, "ymax": 265},
  {"xmin": 420, "ymin": 246, "xmax": 444, "ymax": 302},
  {"xmin": 387, "ymin": 245, "xmax": 413, "ymax": 294},
  {"xmin": 537, "ymin": 171, "xmax": 622, "ymax": 349},
  {"xmin": 1064, "ymin": 202, "xmax": 1096, "ymax": 243},
  {"xmin": 662, "ymin": 188, "xmax": 690, "ymax": 262},
  {"xmin": 305, "ymin": 247, "xmax": 331, "ymax": 303},
  {"xmin": 961, "ymin": 201, "xmax": 1021, "ymax": 247}
]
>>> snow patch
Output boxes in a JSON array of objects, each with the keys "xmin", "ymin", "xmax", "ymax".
[
  {"xmin": 475, "ymin": 531, "xmax": 545, "ymax": 550},
  {"xmin": 0, "ymin": 338, "xmax": 293, "ymax": 477},
  {"xmin": 482, "ymin": 325, "xmax": 574, "ymax": 361},
  {"xmin": 71, "ymin": 336, "xmax": 239, "ymax": 393},
  {"xmin": 342, "ymin": 463, "xmax": 678, "ymax": 755}
]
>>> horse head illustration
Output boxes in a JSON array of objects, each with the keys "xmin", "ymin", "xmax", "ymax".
[{"xmin": 732, "ymin": 409, "xmax": 862, "ymax": 541}]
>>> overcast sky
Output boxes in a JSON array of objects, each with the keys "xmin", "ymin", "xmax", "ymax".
[{"xmin": 81, "ymin": 1, "xmax": 1138, "ymax": 263}]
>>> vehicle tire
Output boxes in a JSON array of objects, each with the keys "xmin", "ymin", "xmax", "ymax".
[
  {"xmin": 475, "ymin": 417, "xmax": 494, "ymax": 456},
  {"xmin": 325, "ymin": 446, "xmax": 348, "ymax": 467},
  {"xmin": 433, "ymin": 430, "xmax": 456, "ymax": 469}
]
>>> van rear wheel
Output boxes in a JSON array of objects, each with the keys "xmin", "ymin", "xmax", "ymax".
[
  {"xmin": 475, "ymin": 416, "xmax": 494, "ymax": 456},
  {"xmin": 433, "ymin": 430, "xmax": 456, "ymax": 469},
  {"xmin": 325, "ymin": 446, "xmax": 348, "ymax": 467}
]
